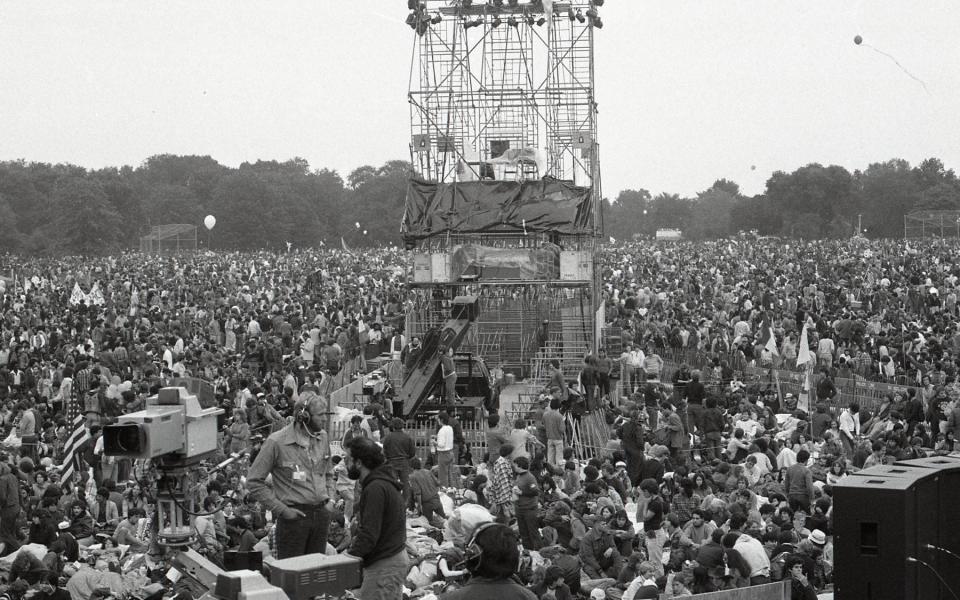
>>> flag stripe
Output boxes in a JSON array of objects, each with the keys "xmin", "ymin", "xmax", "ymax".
[{"xmin": 60, "ymin": 415, "xmax": 90, "ymax": 482}]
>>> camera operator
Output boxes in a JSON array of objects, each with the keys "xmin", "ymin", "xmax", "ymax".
[
  {"xmin": 438, "ymin": 522, "xmax": 537, "ymax": 600},
  {"xmin": 247, "ymin": 391, "xmax": 333, "ymax": 558}
]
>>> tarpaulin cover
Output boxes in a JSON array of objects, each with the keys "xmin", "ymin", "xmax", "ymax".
[
  {"xmin": 449, "ymin": 243, "xmax": 561, "ymax": 281},
  {"xmin": 402, "ymin": 177, "xmax": 593, "ymax": 241}
]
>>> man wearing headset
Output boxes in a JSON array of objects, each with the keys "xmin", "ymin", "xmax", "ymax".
[
  {"xmin": 439, "ymin": 521, "xmax": 537, "ymax": 600},
  {"xmin": 248, "ymin": 391, "xmax": 334, "ymax": 559}
]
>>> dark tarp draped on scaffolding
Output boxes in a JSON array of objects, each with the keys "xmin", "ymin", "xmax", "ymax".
[
  {"xmin": 401, "ymin": 177, "xmax": 594, "ymax": 241},
  {"xmin": 449, "ymin": 243, "xmax": 561, "ymax": 281}
]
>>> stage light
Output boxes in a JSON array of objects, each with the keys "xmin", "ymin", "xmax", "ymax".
[
  {"xmin": 586, "ymin": 8, "xmax": 598, "ymax": 18},
  {"xmin": 507, "ymin": 16, "xmax": 518, "ymax": 27},
  {"xmin": 567, "ymin": 7, "xmax": 576, "ymax": 20},
  {"xmin": 537, "ymin": 16, "xmax": 546, "ymax": 26},
  {"xmin": 406, "ymin": 12, "xmax": 418, "ymax": 29},
  {"xmin": 594, "ymin": 0, "xmax": 604, "ymax": 5},
  {"xmin": 526, "ymin": 14, "xmax": 535, "ymax": 26},
  {"xmin": 431, "ymin": 12, "xmax": 443, "ymax": 24},
  {"xmin": 575, "ymin": 9, "xmax": 585, "ymax": 23},
  {"xmin": 408, "ymin": 0, "xmax": 418, "ymax": 9},
  {"xmin": 463, "ymin": 17, "xmax": 475, "ymax": 28},
  {"xmin": 508, "ymin": 0, "xmax": 520, "ymax": 7},
  {"xmin": 417, "ymin": 20, "xmax": 429, "ymax": 35},
  {"xmin": 592, "ymin": 16, "xmax": 603, "ymax": 28},
  {"xmin": 462, "ymin": 0, "xmax": 473, "ymax": 6},
  {"xmin": 492, "ymin": 0, "xmax": 504, "ymax": 7},
  {"xmin": 492, "ymin": 15, "xmax": 502, "ymax": 27}
]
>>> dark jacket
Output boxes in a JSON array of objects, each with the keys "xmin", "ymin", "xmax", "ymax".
[
  {"xmin": 349, "ymin": 465, "xmax": 406, "ymax": 567},
  {"xmin": 382, "ymin": 431, "xmax": 416, "ymax": 465},
  {"xmin": 701, "ymin": 407, "xmax": 726, "ymax": 435}
]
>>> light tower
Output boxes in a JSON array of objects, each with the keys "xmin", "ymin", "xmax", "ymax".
[{"xmin": 400, "ymin": 0, "xmax": 605, "ymax": 395}]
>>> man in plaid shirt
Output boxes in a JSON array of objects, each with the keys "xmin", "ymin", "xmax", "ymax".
[{"xmin": 489, "ymin": 443, "xmax": 515, "ymax": 524}]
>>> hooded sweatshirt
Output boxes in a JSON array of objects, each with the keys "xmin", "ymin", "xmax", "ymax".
[{"xmin": 349, "ymin": 465, "xmax": 406, "ymax": 567}]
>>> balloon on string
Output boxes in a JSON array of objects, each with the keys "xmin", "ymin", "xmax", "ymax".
[
  {"xmin": 854, "ymin": 35, "xmax": 862, "ymax": 45},
  {"xmin": 204, "ymin": 215, "xmax": 217, "ymax": 230}
]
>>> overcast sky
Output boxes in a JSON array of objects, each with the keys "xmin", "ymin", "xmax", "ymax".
[{"xmin": 1, "ymin": 1, "xmax": 957, "ymax": 199}]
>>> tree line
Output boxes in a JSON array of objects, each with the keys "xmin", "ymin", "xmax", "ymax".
[
  {"xmin": 604, "ymin": 158, "xmax": 960, "ymax": 241},
  {"xmin": 0, "ymin": 154, "xmax": 957, "ymax": 255},
  {"xmin": 0, "ymin": 155, "xmax": 409, "ymax": 255}
]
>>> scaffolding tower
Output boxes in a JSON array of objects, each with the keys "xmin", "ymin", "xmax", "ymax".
[
  {"xmin": 402, "ymin": 1, "xmax": 605, "ymax": 381},
  {"xmin": 407, "ymin": 0, "xmax": 601, "ymax": 221}
]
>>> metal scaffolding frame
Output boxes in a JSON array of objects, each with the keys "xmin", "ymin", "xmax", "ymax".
[
  {"xmin": 407, "ymin": 0, "xmax": 601, "ymax": 218},
  {"xmin": 402, "ymin": 1, "xmax": 604, "ymax": 370},
  {"xmin": 903, "ymin": 210, "xmax": 960, "ymax": 239}
]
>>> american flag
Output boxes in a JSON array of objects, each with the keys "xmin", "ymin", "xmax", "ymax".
[{"xmin": 60, "ymin": 411, "xmax": 90, "ymax": 483}]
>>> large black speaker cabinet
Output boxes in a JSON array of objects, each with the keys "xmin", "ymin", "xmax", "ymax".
[{"xmin": 833, "ymin": 456, "xmax": 960, "ymax": 600}]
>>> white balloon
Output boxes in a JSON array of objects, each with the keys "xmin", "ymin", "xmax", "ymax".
[{"xmin": 204, "ymin": 215, "xmax": 217, "ymax": 230}]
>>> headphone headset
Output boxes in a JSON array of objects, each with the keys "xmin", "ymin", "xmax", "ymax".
[
  {"xmin": 294, "ymin": 402, "xmax": 310, "ymax": 424},
  {"xmin": 461, "ymin": 521, "xmax": 499, "ymax": 573}
]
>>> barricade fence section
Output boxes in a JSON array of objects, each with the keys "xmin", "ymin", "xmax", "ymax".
[{"xmin": 611, "ymin": 354, "xmax": 918, "ymax": 417}]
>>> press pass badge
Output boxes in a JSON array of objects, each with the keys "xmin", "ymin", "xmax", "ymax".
[{"xmin": 293, "ymin": 465, "xmax": 306, "ymax": 481}]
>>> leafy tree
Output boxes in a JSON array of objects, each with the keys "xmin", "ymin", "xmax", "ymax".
[
  {"xmin": 0, "ymin": 195, "xmax": 21, "ymax": 251},
  {"xmin": 208, "ymin": 172, "xmax": 284, "ymax": 250},
  {"xmin": 766, "ymin": 163, "xmax": 855, "ymax": 238},
  {"xmin": 51, "ymin": 176, "xmax": 123, "ymax": 254},
  {"xmin": 605, "ymin": 189, "xmax": 651, "ymax": 240},
  {"xmin": 856, "ymin": 159, "xmax": 919, "ymax": 238}
]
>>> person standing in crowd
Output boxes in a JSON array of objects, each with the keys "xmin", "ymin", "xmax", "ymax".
[
  {"xmin": 435, "ymin": 412, "xmax": 457, "ymax": 489},
  {"xmin": 596, "ymin": 348, "xmax": 613, "ymax": 403},
  {"xmin": 621, "ymin": 408, "xmax": 646, "ymax": 487},
  {"xmin": 489, "ymin": 444, "xmax": 515, "ymax": 524},
  {"xmin": 247, "ymin": 392, "xmax": 333, "ymax": 559},
  {"xmin": 839, "ymin": 402, "xmax": 861, "ymax": 458},
  {"xmin": 512, "ymin": 456, "xmax": 543, "ymax": 550},
  {"xmin": 543, "ymin": 396, "xmax": 565, "ymax": 468},
  {"xmin": 624, "ymin": 344, "xmax": 645, "ymax": 393},
  {"xmin": 548, "ymin": 359, "xmax": 568, "ymax": 402},
  {"xmin": 439, "ymin": 345, "xmax": 457, "ymax": 404},
  {"xmin": 382, "ymin": 418, "xmax": 416, "ymax": 507},
  {"xmin": 409, "ymin": 457, "xmax": 445, "ymax": 524},
  {"xmin": 484, "ymin": 414, "xmax": 508, "ymax": 464},
  {"xmin": 784, "ymin": 449, "xmax": 815, "ymax": 513},
  {"xmin": 342, "ymin": 436, "xmax": 407, "ymax": 600}
]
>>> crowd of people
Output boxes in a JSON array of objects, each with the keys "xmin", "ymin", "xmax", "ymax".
[{"xmin": 0, "ymin": 236, "xmax": 958, "ymax": 599}]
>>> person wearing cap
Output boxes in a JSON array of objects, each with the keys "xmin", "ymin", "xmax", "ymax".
[{"xmin": 381, "ymin": 418, "xmax": 416, "ymax": 507}]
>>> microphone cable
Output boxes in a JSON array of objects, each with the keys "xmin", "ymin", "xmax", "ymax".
[{"xmin": 906, "ymin": 556, "xmax": 960, "ymax": 600}]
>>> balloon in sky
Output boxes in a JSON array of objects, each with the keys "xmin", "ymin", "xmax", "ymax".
[
  {"xmin": 854, "ymin": 35, "xmax": 862, "ymax": 45},
  {"xmin": 204, "ymin": 215, "xmax": 216, "ymax": 230},
  {"xmin": 750, "ymin": 165, "xmax": 756, "ymax": 171}
]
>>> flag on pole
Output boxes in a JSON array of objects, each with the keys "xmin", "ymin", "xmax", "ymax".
[
  {"xmin": 758, "ymin": 312, "xmax": 779, "ymax": 356},
  {"xmin": 796, "ymin": 322, "xmax": 812, "ymax": 368},
  {"xmin": 340, "ymin": 237, "xmax": 356, "ymax": 258},
  {"xmin": 59, "ymin": 414, "xmax": 90, "ymax": 482}
]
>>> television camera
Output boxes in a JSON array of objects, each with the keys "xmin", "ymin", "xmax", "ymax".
[{"xmin": 103, "ymin": 386, "xmax": 223, "ymax": 550}]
